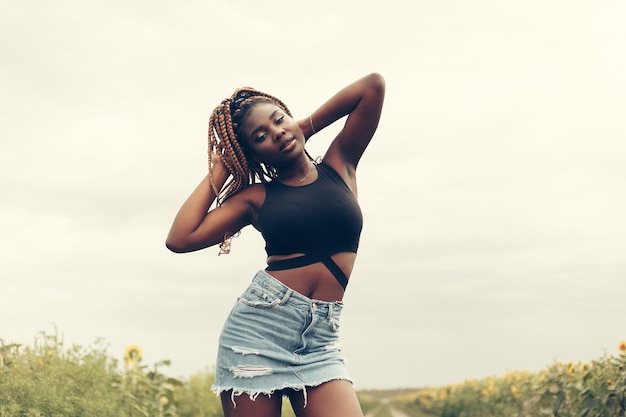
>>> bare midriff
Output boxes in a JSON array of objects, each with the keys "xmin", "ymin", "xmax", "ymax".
[{"xmin": 265, "ymin": 251, "xmax": 357, "ymax": 302}]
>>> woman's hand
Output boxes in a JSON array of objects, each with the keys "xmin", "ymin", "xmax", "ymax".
[{"xmin": 297, "ymin": 117, "xmax": 314, "ymax": 141}]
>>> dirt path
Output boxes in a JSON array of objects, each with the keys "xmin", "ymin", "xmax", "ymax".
[
  {"xmin": 364, "ymin": 399, "xmax": 412, "ymax": 417},
  {"xmin": 388, "ymin": 406, "xmax": 411, "ymax": 417}
]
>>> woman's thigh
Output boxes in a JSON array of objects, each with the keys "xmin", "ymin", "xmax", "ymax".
[
  {"xmin": 221, "ymin": 390, "xmax": 283, "ymax": 417},
  {"xmin": 288, "ymin": 380, "xmax": 364, "ymax": 417}
]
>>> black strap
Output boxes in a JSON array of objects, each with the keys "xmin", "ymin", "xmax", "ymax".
[
  {"xmin": 320, "ymin": 257, "xmax": 349, "ymax": 289},
  {"xmin": 266, "ymin": 253, "xmax": 349, "ymax": 290}
]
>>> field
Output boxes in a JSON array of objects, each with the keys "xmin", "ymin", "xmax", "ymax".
[{"xmin": 2, "ymin": 330, "xmax": 625, "ymax": 417}]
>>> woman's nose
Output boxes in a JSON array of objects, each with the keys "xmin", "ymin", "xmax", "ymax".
[{"xmin": 273, "ymin": 127, "xmax": 286, "ymax": 141}]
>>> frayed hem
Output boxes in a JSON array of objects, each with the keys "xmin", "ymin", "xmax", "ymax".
[
  {"xmin": 211, "ymin": 386, "xmax": 279, "ymax": 408},
  {"xmin": 211, "ymin": 377, "xmax": 354, "ymax": 409}
]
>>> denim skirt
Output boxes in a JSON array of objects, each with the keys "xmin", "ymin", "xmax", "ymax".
[{"xmin": 211, "ymin": 270, "xmax": 352, "ymax": 405}]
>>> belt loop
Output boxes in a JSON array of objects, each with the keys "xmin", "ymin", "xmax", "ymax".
[
  {"xmin": 280, "ymin": 288, "xmax": 292, "ymax": 305},
  {"xmin": 327, "ymin": 304, "xmax": 337, "ymax": 331}
]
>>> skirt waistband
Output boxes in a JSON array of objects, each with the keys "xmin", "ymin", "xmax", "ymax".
[{"xmin": 249, "ymin": 270, "xmax": 344, "ymax": 316}]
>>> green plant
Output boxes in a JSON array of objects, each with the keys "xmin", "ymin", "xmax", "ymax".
[
  {"xmin": 395, "ymin": 342, "xmax": 626, "ymax": 417},
  {"xmin": 0, "ymin": 329, "xmax": 189, "ymax": 417},
  {"xmin": 0, "ymin": 329, "xmax": 122, "ymax": 417},
  {"xmin": 175, "ymin": 371, "xmax": 222, "ymax": 417}
]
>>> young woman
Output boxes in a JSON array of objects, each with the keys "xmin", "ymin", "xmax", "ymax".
[{"xmin": 166, "ymin": 73, "xmax": 385, "ymax": 417}]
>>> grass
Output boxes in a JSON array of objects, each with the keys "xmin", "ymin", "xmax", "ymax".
[{"xmin": 3, "ymin": 330, "xmax": 625, "ymax": 417}]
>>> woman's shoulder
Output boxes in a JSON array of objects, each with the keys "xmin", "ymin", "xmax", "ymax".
[
  {"xmin": 233, "ymin": 182, "xmax": 266, "ymax": 198},
  {"xmin": 227, "ymin": 182, "xmax": 267, "ymax": 211},
  {"xmin": 319, "ymin": 156, "xmax": 357, "ymax": 192}
]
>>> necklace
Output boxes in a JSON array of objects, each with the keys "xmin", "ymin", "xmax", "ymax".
[
  {"xmin": 278, "ymin": 162, "xmax": 315, "ymax": 184},
  {"xmin": 297, "ymin": 162, "xmax": 315, "ymax": 183}
]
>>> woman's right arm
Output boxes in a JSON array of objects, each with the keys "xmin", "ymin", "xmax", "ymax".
[{"xmin": 165, "ymin": 156, "xmax": 253, "ymax": 253}]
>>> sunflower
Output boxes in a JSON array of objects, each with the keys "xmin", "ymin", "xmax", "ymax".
[{"xmin": 124, "ymin": 344, "xmax": 143, "ymax": 369}]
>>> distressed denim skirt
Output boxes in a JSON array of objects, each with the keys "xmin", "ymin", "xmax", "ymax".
[{"xmin": 211, "ymin": 269, "xmax": 351, "ymax": 405}]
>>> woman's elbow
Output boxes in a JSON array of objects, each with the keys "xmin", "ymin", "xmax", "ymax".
[
  {"xmin": 165, "ymin": 239, "xmax": 188, "ymax": 253},
  {"xmin": 366, "ymin": 72, "xmax": 386, "ymax": 93},
  {"xmin": 165, "ymin": 232, "xmax": 195, "ymax": 253},
  {"xmin": 362, "ymin": 73, "xmax": 386, "ymax": 107},
  {"xmin": 166, "ymin": 233, "xmax": 215, "ymax": 253}
]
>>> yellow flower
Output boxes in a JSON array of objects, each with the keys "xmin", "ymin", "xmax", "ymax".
[
  {"xmin": 511, "ymin": 385, "xmax": 520, "ymax": 400},
  {"xmin": 481, "ymin": 380, "xmax": 495, "ymax": 398},
  {"xmin": 619, "ymin": 341, "xmax": 626, "ymax": 352},
  {"xmin": 159, "ymin": 396, "xmax": 169, "ymax": 405},
  {"xmin": 567, "ymin": 363, "xmax": 576, "ymax": 376},
  {"xmin": 124, "ymin": 344, "xmax": 143, "ymax": 369}
]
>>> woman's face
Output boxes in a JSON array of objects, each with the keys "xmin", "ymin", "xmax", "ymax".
[{"xmin": 240, "ymin": 102, "xmax": 305, "ymax": 168}]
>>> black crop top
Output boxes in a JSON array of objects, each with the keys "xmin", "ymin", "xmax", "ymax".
[{"xmin": 258, "ymin": 162, "xmax": 363, "ymax": 289}]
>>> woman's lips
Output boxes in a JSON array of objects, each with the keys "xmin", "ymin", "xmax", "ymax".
[{"xmin": 280, "ymin": 137, "xmax": 296, "ymax": 152}]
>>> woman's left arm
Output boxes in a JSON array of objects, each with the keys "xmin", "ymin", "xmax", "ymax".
[{"xmin": 299, "ymin": 73, "xmax": 385, "ymax": 170}]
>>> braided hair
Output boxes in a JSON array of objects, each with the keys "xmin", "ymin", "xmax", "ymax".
[
  {"xmin": 207, "ymin": 87, "xmax": 293, "ymax": 206},
  {"xmin": 209, "ymin": 87, "xmax": 310, "ymax": 255}
]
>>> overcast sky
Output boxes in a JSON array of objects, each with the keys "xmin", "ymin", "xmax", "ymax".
[{"xmin": 2, "ymin": 0, "xmax": 625, "ymax": 389}]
